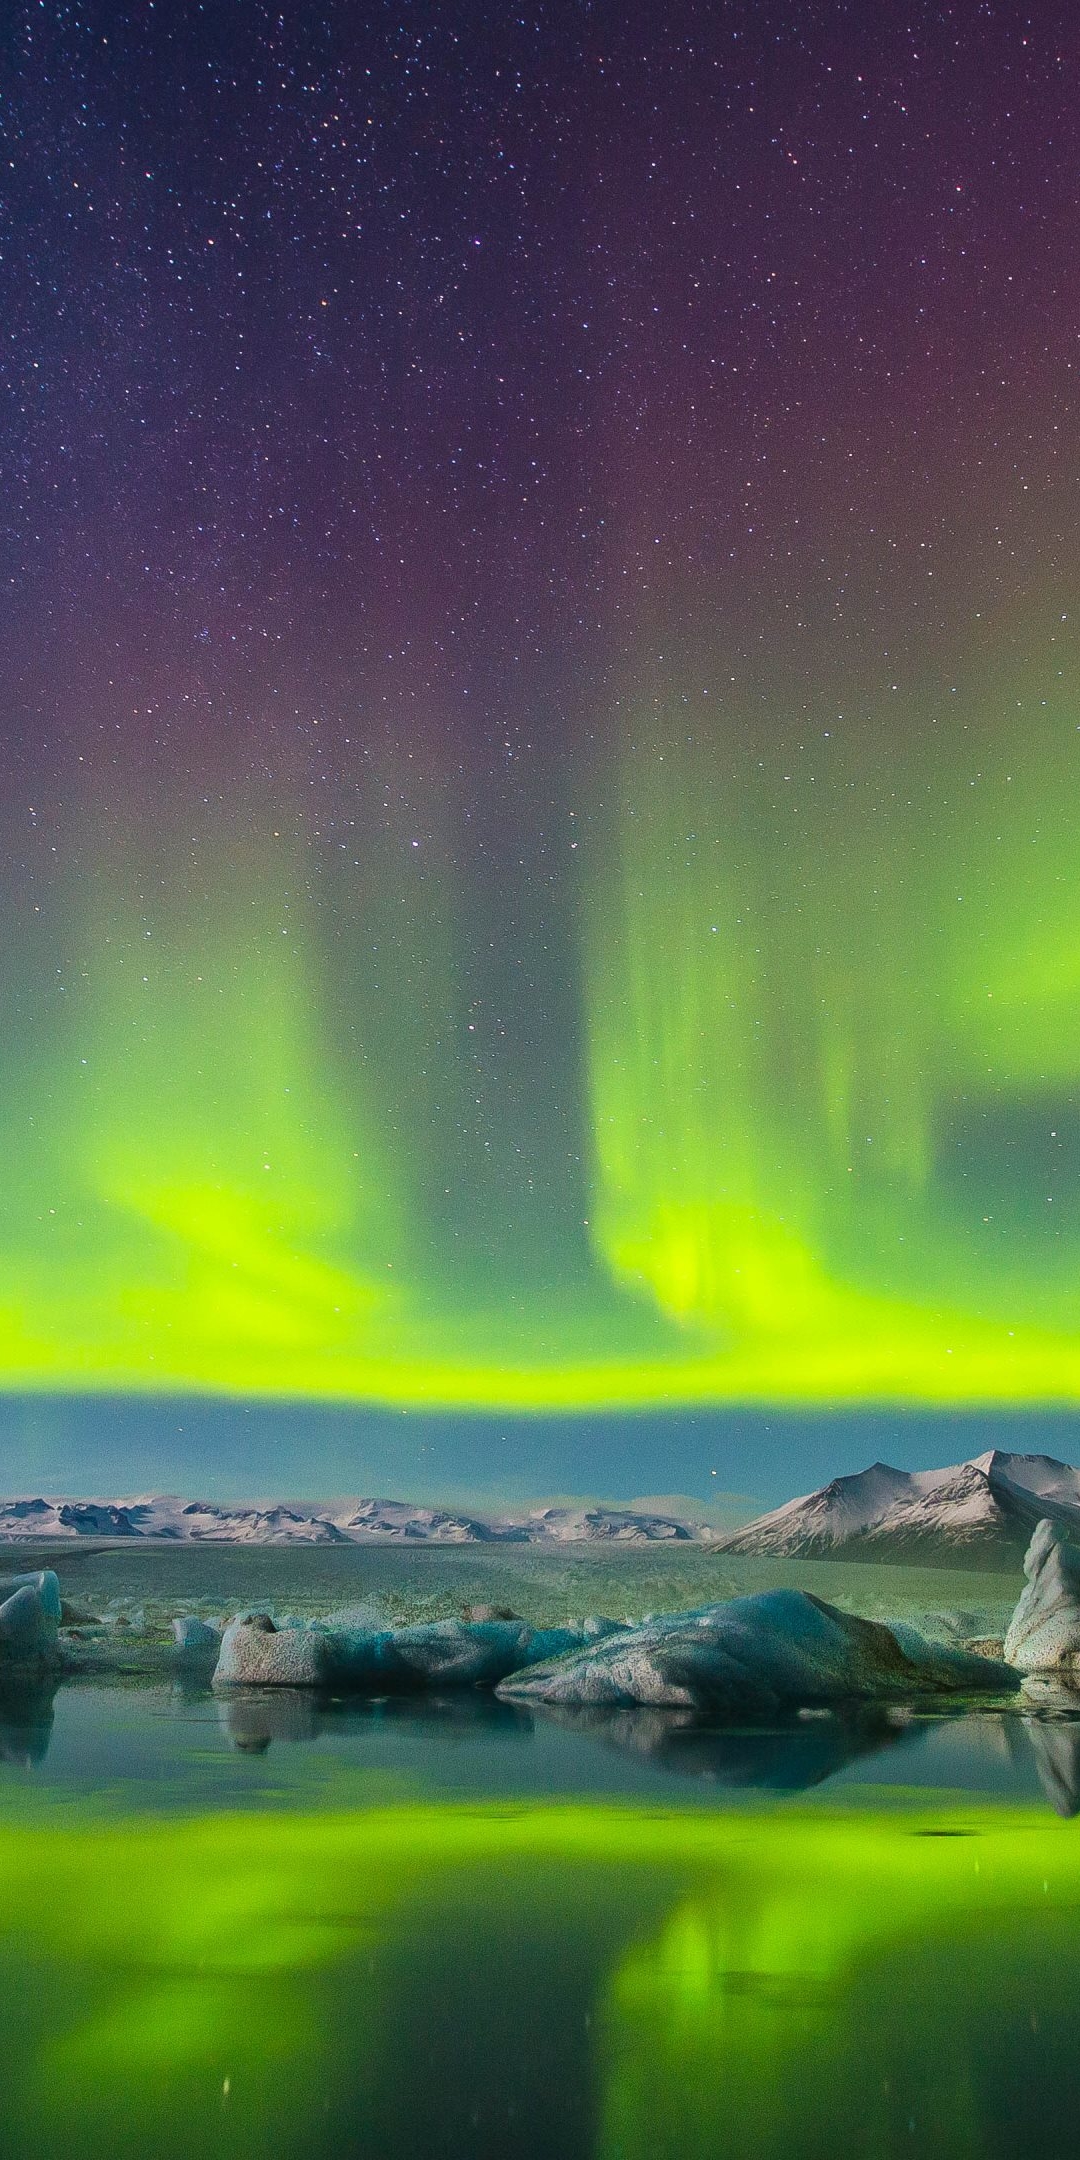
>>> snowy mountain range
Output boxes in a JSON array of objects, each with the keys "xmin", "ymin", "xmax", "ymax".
[
  {"xmin": 6, "ymin": 1452, "xmax": 1075, "ymax": 1560},
  {"xmin": 719, "ymin": 1450, "xmax": 1080, "ymax": 1565},
  {"xmin": 0, "ymin": 1493, "xmax": 704, "ymax": 1547}
]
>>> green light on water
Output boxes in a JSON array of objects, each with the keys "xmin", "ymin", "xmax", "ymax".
[{"xmin": 0, "ymin": 1799, "xmax": 1076, "ymax": 2160}]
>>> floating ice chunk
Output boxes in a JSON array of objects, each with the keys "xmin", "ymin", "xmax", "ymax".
[
  {"xmin": 172, "ymin": 1615, "xmax": 222, "ymax": 1652},
  {"xmin": 213, "ymin": 1613, "xmax": 333, "ymax": 1686},
  {"xmin": 0, "ymin": 1578, "xmax": 61, "ymax": 1661},
  {"xmin": 497, "ymin": 1589, "xmax": 1017, "ymax": 1712},
  {"xmin": 0, "ymin": 1571, "xmax": 61, "ymax": 1625},
  {"xmin": 1004, "ymin": 1519, "xmax": 1080, "ymax": 1672},
  {"xmin": 211, "ymin": 1612, "xmax": 607, "ymax": 1692},
  {"xmin": 337, "ymin": 1619, "xmax": 580, "ymax": 1691}
]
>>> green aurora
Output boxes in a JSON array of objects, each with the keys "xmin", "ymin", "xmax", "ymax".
[
  {"xmin": 4, "ymin": 616, "xmax": 1080, "ymax": 1410},
  {"xmin": 0, "ymin": 1796, "xmax": 1077, "ymax": 2160}
]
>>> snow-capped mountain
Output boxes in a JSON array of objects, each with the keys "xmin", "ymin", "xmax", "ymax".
[
  {"xmin": 512, "ymin": 1505, "xmax": 694, "ymax": 1544},
  {"xmin": 719, "ymin": 1450, "xmax": 1080, "ymax": 1564},
  {"xmin": 0, "ymin": 1493, "xmax": 706, "ymax": 1546}
]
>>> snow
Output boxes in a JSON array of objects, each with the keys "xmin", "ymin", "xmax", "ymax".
[
  {"xmin": 722, "ymin": 1451, "xmax": 1080, "ymax": 1558},
  {"xmin": 0, "ymin": 1491, "xmax": 708, "ymax": 1547}
]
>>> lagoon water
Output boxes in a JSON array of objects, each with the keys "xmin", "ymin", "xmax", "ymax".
[{"xmin": 2, "ymin": 1545, "xmax": 1079, "ymax": 2158}]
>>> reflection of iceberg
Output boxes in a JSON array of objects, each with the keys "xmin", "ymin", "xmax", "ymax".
[
  {"xmin": 337, "ymin": 1691, "xmax": 533, "ymax": 1741},
  {"xmin": 219, "ymin": 1689, "xmax": 325, "ymax": 1751},
  {"xmin": 1006, "ymin": 1706, "xmax": 1080, "ymax": 1816},
  {"xmin": 1026, "ymin": 1720, "xmax": 1080, "ymax": 1817},
  {"xmin": 528, "ymin": 1703, "xmax": 918, "ymax": 1790},
  {"xmin": 219, "ymin": 1686, "xmax": 532, "ymax": 1753},
  {"xmin": 0, "ymin": 1674, "xmax": 57, "ymax": 1764}
]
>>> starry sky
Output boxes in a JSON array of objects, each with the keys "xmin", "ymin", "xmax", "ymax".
[{"xmin": 3, "ymin": 0, "xmax": 1080, "ymax": 1496}]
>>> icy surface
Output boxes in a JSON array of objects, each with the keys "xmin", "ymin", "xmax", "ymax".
[
  {"xmin": 0, "ymin": 1575, "xmax": 61, "ymax": 1661},
  {"xmin": 1005, "ymin": 1519, "xmax": 1080, "ymax": 1672},
  {"xmin": 497, "ymin": 1589, "xmax": 1017, "ymax": 1712}
]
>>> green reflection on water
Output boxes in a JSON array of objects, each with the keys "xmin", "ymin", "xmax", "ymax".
[
  {"xmin": 0, "ymin": 1801, "xmax": 1076, "ymax": 2160},
  {"xmin": 598, "ymin": 1811, "xmax": 1078, "ymax": 2160}
]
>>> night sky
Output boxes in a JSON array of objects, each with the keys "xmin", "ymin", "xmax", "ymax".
[{"xmin": 3, "ymin": 2, "xmax": 1080, "ymax": 1496}]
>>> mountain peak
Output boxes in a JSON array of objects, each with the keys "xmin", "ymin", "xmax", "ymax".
[{"xmin": 720, "ymin": 1451, "xmax": 1080, "ymax": 1566}]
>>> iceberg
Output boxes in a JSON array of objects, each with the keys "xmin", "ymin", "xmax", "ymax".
[
  {"xmin": 495, "ymin": 1589, "xmax": 1017, "ymax": 1712},
  {"xmin": 0, "ymin": 1572, "xmax": 61, "ymax": 1664},
  {"xmin": 212, "ymin": 1612, "xmax": 628, "ymax": 1692}
]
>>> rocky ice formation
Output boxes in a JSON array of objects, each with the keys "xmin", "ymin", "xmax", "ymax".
[
  {"xmin": 0, "ymin": 1571, "xmax": 61, "ymax": 1663},
  {"xmin": 209, "ymin": 1589, "xmax": 1014, "ymax": 1710},
  {"xmin": 496, "ymin": 1589, "xmax": 1016, "ymax": 1713},
  {"xmin": 171, "ymin": 1615, "xmax": 222, "ymax": 1654},
  {"xmin": 1004, "ymin": 1518, "xmax": 1080, "ymax": 1673},
  {"xmin": 212, "ymin": 1612, "xmax": 628, "ymax": 1691},
  {"xmin": 720, "ymin": 1451, "xmax": 1080, "ymax": 1564},
  {"xmin": 214, "ymin": 1613, "xmax": 333, "ymax": 1686}
]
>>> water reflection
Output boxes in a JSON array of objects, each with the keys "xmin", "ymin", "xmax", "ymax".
[
  {"xmin": 1007, "ymin": 1713, "xmax": 1080, "ymax": 1817},
  {"xmin": 217, "ymin": 1687, "xmax": 532, "ymax": 1754},
  {"xmin": 8, "ymin": 1674, "xmax": 1080, "ymax": 1821},
  {"xmin": 527, "ymin": 1702, "xmax": 920, "ymax": 1790},
  {"xmin": 0, "ymin": 1675, "xmax": 57, "ymax": 1766},
  {"xmin": 0, "ymin": 1802, "xmax": 1079, "ymax": 2160},
  {"xmin": 213, "ymin": 1689, "xmax": 1080, "ymax": 1816},
  {"xmin": 598, "ymin": 1823, "xmax": 1080, "ymax": 2160}
]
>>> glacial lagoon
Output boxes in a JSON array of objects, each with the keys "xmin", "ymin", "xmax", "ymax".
[{"xmin": 3, "ymin": 1545, "xmax": 1080, "ymax": 2159}]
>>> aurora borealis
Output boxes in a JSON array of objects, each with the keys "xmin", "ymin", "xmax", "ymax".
[
  {"xmin": 2, "ymin": 1795, "xmax": 1079, "ymax": 2158},
  {"xmin": 4, "ymin": 1, "xmax": 1080, "ymax": 1457}
]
